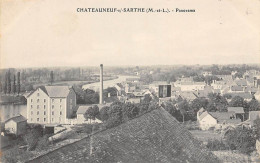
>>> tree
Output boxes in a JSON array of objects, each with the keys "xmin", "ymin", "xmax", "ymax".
[
  {"xmin": 143, "ymin": 94, "xmax": 152, "ymax": 103},
  {"xmin": 122, "ymin": 103, "xmax": 139, "ymax": 121},
  {"xmin": 13, "ymin": 75, "xmax": 16, "ymax": 95},
  {"xmin": 207, "ymin": 93, "xmax": 228, "ymax": 112},
  {"xmin": 85, "ymin": 105, "xmax": 99, "ymax": 123},
  {"xmin": 99, "ymin": 106, "xmax": 110, "ymax": 121},
  {"xmin": 191, "ymin": 98, "xmax": 209, "ymax": 111},
  {"xmin": 247, "ymin": 99, "xmax": 260, "ymax": 111},
  {"xmin": 50, "ymin": 71, "xmax": 54, "ymax": 84},
  {"xmin": 105, "ymin": 104, "xmax": 123, "ymax": 128},
  {"xmin": 17, "ymin": 72, "xmax": 21, "ymax": 95},
  {"xmin": 23, "ymin": 125, "xmax": 43, "ymax": 151},
  {"xmin": 225, "ymin": 127, "xmax": 256, "ymax": 154},
  {"xmin": 7, "ymin": 70, "xmax": 11, "ymax": 94},
  {"xmin": 229, "ymin": 96, "xmax": 246, "ymax": 107},
  {"xmin": 4, "ymin": 72, "xmax": 7, "ymax": 94}
]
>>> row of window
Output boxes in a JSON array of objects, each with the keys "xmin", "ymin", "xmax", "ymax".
[
  {"xmin": 31, "ymin": 117, "xmax": 60, "ymax": 122},
  {"xmin": 30, "ymin": 98, "xmax": 63, "ymax": 103},
  {"xmin": 30, "ymin": 105, "xmax": 63, "ymax": 109},
  {"xmin": 31, "ymin": 111, "xmax": 62, "ymax": 115}
]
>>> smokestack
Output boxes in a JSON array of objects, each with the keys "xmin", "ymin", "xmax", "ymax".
[{"xmin": 100, "ymin": 64, "xmax": 103, "ymax": 104}]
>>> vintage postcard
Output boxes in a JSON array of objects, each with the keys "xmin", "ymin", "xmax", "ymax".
[{"xmin": 0, "ymin": 0, "xmax": 260, "ymax": 162}]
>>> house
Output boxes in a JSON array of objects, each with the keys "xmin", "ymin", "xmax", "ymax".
[
  {"xmin": 227, "ymin": 107, "xmax": 245, "ymax": 121},
  {"xmin": 174, "ymin": 81, "xmax": 205, "ymax": 92},
  {"xmin": 197, "ymin": 111, "xmax": 217, "ymax": 130},
  {"xmin": 197, "ymin": 110, "xmax": 241, "ymax": 130},
  {"xmin": 114, "ymin": 83, "xmax": 124, "ymax": 96},
  {"xmin": 195, "ymin": 86, "xmax": 220, "ymax": 98},
  {"xmin": 76, "ymin": 105, "xmax": 104, "ymax": 124},
  {"xmin": 26, "ymin": 86, "xmax": 77, "ymax": 124},
  {"xmin": 5, "ymin": 115, "xmax": 27, "ymax": 136}
]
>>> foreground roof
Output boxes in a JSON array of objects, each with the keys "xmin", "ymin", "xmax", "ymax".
[{"xmin": 27, "ymin": 108, "xmax": 219, "ymax": 163}]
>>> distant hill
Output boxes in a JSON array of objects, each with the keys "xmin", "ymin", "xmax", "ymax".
[{"xmin": 28, "ymin": 108, "xmax": 220, "ymax": 163}]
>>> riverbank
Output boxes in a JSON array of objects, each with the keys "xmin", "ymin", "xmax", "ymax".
[{"xmin": 0, "ymin": 95, "xmax": 27, "ymax": 105}]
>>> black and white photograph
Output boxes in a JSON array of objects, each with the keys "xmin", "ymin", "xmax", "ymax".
[{"xmin": 0, "ymin": 0, "xmax": 260, "ymax": 162}]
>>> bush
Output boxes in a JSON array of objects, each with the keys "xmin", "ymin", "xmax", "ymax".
[{"xmin": 206, "ymin": 139, "xmax": 227, "ymax": 151}]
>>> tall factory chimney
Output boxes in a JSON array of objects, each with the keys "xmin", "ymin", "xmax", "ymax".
[{"xmin": 99, "ymin": 64, "xmax": 103, "ymax": 104}]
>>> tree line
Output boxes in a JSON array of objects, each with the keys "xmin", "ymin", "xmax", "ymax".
[
  {"xmin": 83, "ymin": 96, "xmax": 159, "ymax": 129},
  {"xmin": 162, "ymin": 93, "xmax": 260, "ymax": 122},
  {"xmin": 0, "ymin": 70, "xmax": 21, "ymax": 95}
]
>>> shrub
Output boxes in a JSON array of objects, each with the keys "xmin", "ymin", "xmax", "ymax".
[{"xmin": 206, "ymin": 139, "xmax": 227, "ymax": 151}]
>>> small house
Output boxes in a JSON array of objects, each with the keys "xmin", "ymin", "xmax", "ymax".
[{"xmin": 5, "ymin": 115, "xmax": 27, "ymax": 136}]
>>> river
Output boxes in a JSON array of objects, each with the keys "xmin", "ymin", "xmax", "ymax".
[
  {"xmin": 0, "ymin": 104, "xmax": 27, "ymax": 122},
  {"xmin": 0, "ymin": 75, "xmax": 138, "ymax": 122},
  {"xmin": 82, "ymin": 75, "xmax": 139, "ymax": 91}
]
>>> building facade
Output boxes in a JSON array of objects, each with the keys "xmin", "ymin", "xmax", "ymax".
[{"xmin": 27, "ymin": 86, "xmax": 76, "ymax": 124}]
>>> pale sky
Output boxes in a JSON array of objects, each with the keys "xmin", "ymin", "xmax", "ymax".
[{"xmin": 0, "ymin": 0, "xmax": 259, "ymax": 68}]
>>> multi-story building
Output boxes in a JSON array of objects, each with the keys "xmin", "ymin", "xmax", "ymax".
[{"xmin": 27, "ymin": 86, "xmax": 76, "ymax": 124}]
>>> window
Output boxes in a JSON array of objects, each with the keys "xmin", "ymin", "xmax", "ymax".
[
  {"xmin": 44, "ymin": 99, "xmax": 46, "ymax": 103},
  {"xmin": 37, "ymin": 118, "xmax": 39, "ymax": 122},
  {"xmin": 37, "ymin": 111, "xmax": 39, "ymax": 115},
  {"xmin": 60, "ymin": 111, "xmax": 62, "ymax": 115},
  {"xmin": 44, "ymin": 111, "xmax": 46, "ymax": 115},
  {"xmin": 37, "ymin": 93, "xmax": 40, "ymax": 96},
  {"xmin": 44, "ymin": 118, "xmax": 46, "ymax": 122},
  {"xmin": 60, "ymin": 105, "xmax": 62, "ymax": 109},
  {"xmin": 37, "ymin": 105, "xmax": 40, "ymax": 109},
  {"xmin": 31, "ymin": 105, "xmax": 33, "ymax": 109},
  {"xmin": 52, "ymin": 105, "xmax": 54, "ymax": 109},
  {"xmin": 44, "ymin": 105, "xmax": 46, "ymax": 109},
  {"xmin": 60, "ymin": 99, "xmax": 62, "ymax": 103},
  {"xmin": 31, "ymin": 99, "xmax": 33, "ymax": 103},
  {"xmin": 52, "ymin": 99, "xmax": 54, "ymax": 103},
  {"xmin": 52, "ymin": 118, "xmax": 54, "ymax": 122},
  {"xmin": 31, "ymin": 111, "xmax": 33, "ymax": 115},
  {"xmin": 37, "ymin": 99, "xmax": 39, "ymax": 103},
  {"xmin": 52, "ymin": 111, "xmax": 54, "ymax": 115}
]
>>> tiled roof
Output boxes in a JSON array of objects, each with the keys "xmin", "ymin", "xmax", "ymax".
[
  {"xmin": 227, "ymin": 107, "xmax": 245, "ymax": 114},
  {"xmin": 45, "ymin": 86, "xmax": 72, "ymax": 98},
  {"xmin": 5, "ymin": 115, "xmax": 27, "ymax": 123},
  {"xmin": 226, "ymin": 92, "xmax": 252, "ymax": 99},
  {"xmin": 180, "ymin": 91, "xmax": 197, "ymax": 100},
  {"xmin": 209, "ymin": 112, "xmax": 240, "ymax": 124}
]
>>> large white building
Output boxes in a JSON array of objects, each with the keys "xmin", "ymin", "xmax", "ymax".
[{"xmin": 26, "ymin": 86, "xmax": 77, "ymax": 124}]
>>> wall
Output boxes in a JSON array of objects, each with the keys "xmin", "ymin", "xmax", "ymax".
[
  {"xmin": 27, "ymin": 88, "xmax": 49, "ymax": 124},
  {"xmin": 199, "ymin": 114, "xmax": 217, "ymax": 130},
  {"xmin": 256, "ymin": 140, "xmax": 260, "ymax": 156}
]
